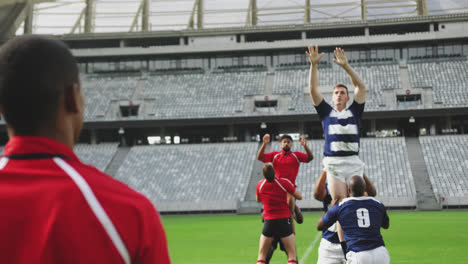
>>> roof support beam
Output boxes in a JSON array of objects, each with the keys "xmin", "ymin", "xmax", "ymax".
[
  {"xmin": 305, "ymin": 0, "xmax": 310, "ymax": 23},
  {"xmin": 23, "ymin": 0, "xmax": 34, "ymax": 34},
  {"xmin": 84, "ymin": 0, "xmax": 95, "ymax": 33},
  {"xmin": 142, "ymin": 0, "xmax": 150, "ymax": 31},
  {"xmin": 416, "ymin": 0, "xmax": 428, "ymax": 16},
  {"xmin": 70, "ymin": 7, "xmax": 86, "ymax": 34},
  {"xmin": 188, "ymin": 0, "xmax": 203, "ymax": 29},
  {"xmin": 197, "ymin": 0, "xmax": 203, "ymax": 29},
  {"xmin": 246, "ymin": 0, "xmax": 257, "ymax": 26},
  {"xmin": 361, "ymin": 0, "xmax": 367, "ymax": 20}
]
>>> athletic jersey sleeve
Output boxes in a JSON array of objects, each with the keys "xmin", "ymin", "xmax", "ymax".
[
  {"xmin": 314, "ymin": 99, "xmax": 333, "ymax": 120},
  {"xmin": 138, "ymin": 201, "xmax": 171, "ymax": 264},
  {"xmin": 279, "ymin": 178, "xmax": 296, "ymax": 194},
  {"xmin": 321, "ymin": 204, "xmax": 339, "ymax": 228},
  {"xmin": 256, "ymin": 181, "xmax": 262, "ymax": 198},
  {"xmin": 263, "ymin": 151, "xmax": 279, "ymax": 163},
  {"xmin": 294, "ymin": 152, "xmax": 308, "ymax": 162},
  {"xmin": 381, "ymin": 205, "xmax": 390, "ymax": 229},
  {"xmin": 349, "ymin": 100, "xmax": 365, "ymax": 120}
]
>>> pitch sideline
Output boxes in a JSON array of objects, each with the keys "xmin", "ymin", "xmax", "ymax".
[{"xmin": 299, "ymin": 231, "xmax": 321, "ymax": 264}]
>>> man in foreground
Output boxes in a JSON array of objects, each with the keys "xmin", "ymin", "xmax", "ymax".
[
  {"xmin": 313, "ymin": 170, "xmax": 376, "ymax": 264},
  {"xmin": 0, "ymin": 35, "xmax": 170, "ymax": 263},
  {"xmin": 317, "ymin": 176, "xmax": 390, "ymax": 264}
]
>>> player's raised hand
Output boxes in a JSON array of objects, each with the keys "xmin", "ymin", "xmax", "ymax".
[
  {"xmin": 299, "ymin": 136, "xmax": 307, "ymax": 146},
  {"xmin": 263, "ymin": 134, "xmax": 270, "ymax": 144},
  {"xmin": 306, "ymin": 45, "xmax": 325, "ymax": 65},
  {"xmin": 333, "ymin": 47, "xmax": 348, "ymax": 67}
]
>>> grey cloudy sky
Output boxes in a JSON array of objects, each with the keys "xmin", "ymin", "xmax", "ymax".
[{"xmin": 20, "ymin": 0, "xmax": 468, "ymax": 35}]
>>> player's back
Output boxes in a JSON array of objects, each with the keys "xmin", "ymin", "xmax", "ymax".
[
  {"xmin": 256, "ymin": 178, "xmax": 294, "ymax": 220},
  {"xmin": 337, "ymin": 197, "xmax": 389, "ymax": 252},
  {"xmin": 0, "ymin": 136, "xmax": 170, "ymax": 264}
]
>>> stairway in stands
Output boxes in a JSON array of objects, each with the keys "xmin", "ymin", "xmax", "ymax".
[
  {"xmin": 405, "ymin": 137, "xmax": 441, "ymax": 210},
  {"xmin": 105, "ymin": 146, "xmax": 131, "ymax": 177},
  {"xmin": 237, "ymin": 143, "xmax": 268, "ymax": 214}
]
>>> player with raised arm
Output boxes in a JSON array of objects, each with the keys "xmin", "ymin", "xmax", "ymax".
[
  {"xmin": 257, "ymin": 134, "xmax": 313, "ymax": 225},
  {"xmin": 306, "ymin": 45, "xmax": 366, "ymax": 252},
  {"xmin": 256, "ymin": 164, "xmax": 303, "ymax": 264},
  {"xmin": 313, "ymin": 170, "xmax": 376, "ymax": 264},
  {"xmin": 317, "ymin": 176, "xmax": 390, "ymax": 264}
]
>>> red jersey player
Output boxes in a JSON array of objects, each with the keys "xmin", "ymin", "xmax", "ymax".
[
  {"xmin": 257, "ymin": 134, "xmax": 313, "ymax": 224},
  {"xmin": 0, "ymin": 35, "xmax": 170, "ymax": 264},
  {"xmin": 256, "ymin": 164, "xmax": 303, "ymax": 264}
]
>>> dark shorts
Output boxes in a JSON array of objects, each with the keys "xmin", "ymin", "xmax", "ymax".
[{"xmin": 262, "ymin": 218, "xmax": 293, "ymax": 238}]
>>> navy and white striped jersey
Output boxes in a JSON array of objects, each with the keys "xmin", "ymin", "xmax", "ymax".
[
  {"xmin": 315, "ymin": 99, "xmax": 364, "ymax": 157},
  {"xmin": 322, "ymin": 196, "xmax": 389, "ymax": 253}
]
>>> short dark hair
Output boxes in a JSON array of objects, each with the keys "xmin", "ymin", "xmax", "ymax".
[
  {"xmin": 0, "ymin": 35, "xmax": 79, "ymax": 134},
  {"xmin": 348, "ymin": 175, "xmax": 366, "ymax": 197},
  {"xmin": 263, "ymin": 164, "xmax": 275, "ymax": 182},
  {"xmin": 334, "ymin": 84, "xmax": 348, "ymax": 96},
  {"xmin": 279, "ymin": 134, "xmax": 293, "ymax": 142}
]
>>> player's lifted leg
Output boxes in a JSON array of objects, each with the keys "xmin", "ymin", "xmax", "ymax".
[{"xmin": 306, "ymin": 44, "xmax": 366, "ymax": 256}]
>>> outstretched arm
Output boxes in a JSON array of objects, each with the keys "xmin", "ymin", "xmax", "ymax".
[
  {"xmin": 333, "ymin": 48, "xmax": 366, "ymax": 104},
  {"xmin": 256, "ymin": 134, "xmax": 270, "ymax": 161},
  {"xmin": 299, "ymin": 136, "xmax": 313, "ymax": 162},
  {"xmin": 306, "ymin": 45, "xmax": 325, "ymax": 106}
]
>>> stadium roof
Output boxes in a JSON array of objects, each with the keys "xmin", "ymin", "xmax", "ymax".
[{"xmin": 2, "ymin": 0, "xmax": 468, "ymax": 37}]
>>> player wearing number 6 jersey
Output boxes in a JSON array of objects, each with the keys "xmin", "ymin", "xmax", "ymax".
[{"xmin": 317, "ymin": 176, "xmax": 390, "ymax": 264}]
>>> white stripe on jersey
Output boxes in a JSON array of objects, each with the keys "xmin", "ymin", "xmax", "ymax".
[
  {"xmin": 330, "ymin": 142, "xmax": 359, "ymax": 152},
  {"xmin": 53, "ymin": 158, "xmax": 131, "ymax": 264},
  {"xmin": 328, "ymin": 124, "xmax": 358, "ymax": 135},
  {"xmin": 272, "ymin": 153, "xmax": 281, "ymax": 164},
  {"xmin": 259, "ymin": 179, "xmax": 267, "ymax": 193},
  {"xmin": 0, "ymin": 157, "xmax": 9, "ymax": 170},
  {"xmin": 290, "ymin": 152, "xmax": 300, "ymax": 164},
  {"xmin": 339, "ymin": 196, "xmax": 382, "ymax": 206},
  {"xmin": 274, "ymin": 179, "xmax": 287, "ymax": 192},
  {"xmin": 281, "ymin": 178, "xmax": 295, "ymax": 188},
  {"xmin": 330, "ymin": 109, "xmax": 354, "ymax": 119}
]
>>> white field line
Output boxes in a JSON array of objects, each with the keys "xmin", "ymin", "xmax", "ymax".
[{"xmin": 299, "ymin": 231, "xmax": 322, "ymax": 264}]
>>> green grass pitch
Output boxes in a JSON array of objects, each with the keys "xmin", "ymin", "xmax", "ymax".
[{"xmin": 162, "ymin": 210, "xmax": 468, "ymax": 264}]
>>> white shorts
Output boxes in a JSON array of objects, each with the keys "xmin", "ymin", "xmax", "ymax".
[
  {"xmin": 346, "ymin": 246, "xmax": 390, "ymax": 264},
  {"xmin": 323, "ymin": 156, "xmax": 364, "ymax": 183},
  {"xmin": 317, "ymin": 238, "xmax": 346, "ymax": 264}
]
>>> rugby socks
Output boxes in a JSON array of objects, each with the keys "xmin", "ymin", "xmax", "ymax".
[
  {"xmin": 288, "ymin": 260, "xmax": 298, "ymax": 264},
  {"xmin": 257, "ymin": 260, "xmax": 266, "ymax": 264}
]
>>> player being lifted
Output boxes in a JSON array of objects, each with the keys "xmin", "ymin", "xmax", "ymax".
[
  {"xmin": 257, "ymin": 134, "xmax": 313, "ymax": 226},
  {"xmin": 306, "ymin": 45, "xmax": 366, "ymax": 250}
]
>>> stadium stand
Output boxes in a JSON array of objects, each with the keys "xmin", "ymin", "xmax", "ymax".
[
  {"xmin": 77, "ymin": 59, "xmax": 468, "ymax": 121},
  {"xmin": 271, "ymin": 136, "xmax": 416, "ymax": 207},
  {"xmin": 272, "ymin": 63, "xmax": 400, "ymax": 113},
  {"xmin": 113, "ymin": 142, "xmax": 259, "ymax": 212},
  {"xmin": 74, "ymin": 143, "xmax": 119, "ymax": 171},
  {"xmin": 419, "ymin": 135, "xmax": 468, "ymax": 205},
  {"xmin": 138, "ymin": 71, "xmax": 266, "ymax": 119},
  {"xmin": 408, "ymin": 58, "xmax": 468, "ymax": 107},
  {"xmin": 81, "ymin": 74, "xmax": 139, "ymax": 120}
]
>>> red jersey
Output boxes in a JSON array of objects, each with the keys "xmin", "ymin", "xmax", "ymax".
[
  {"xmin": 0, "ymin": 136, "xmax": 171, "ymax": 264},
  {"xmin": 256, "ymin": 178, "xmax": 296, "ymax": 220},
  {"xmin": 263, "ymin": 150, "xmax": 308, "ymax": 184}
]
